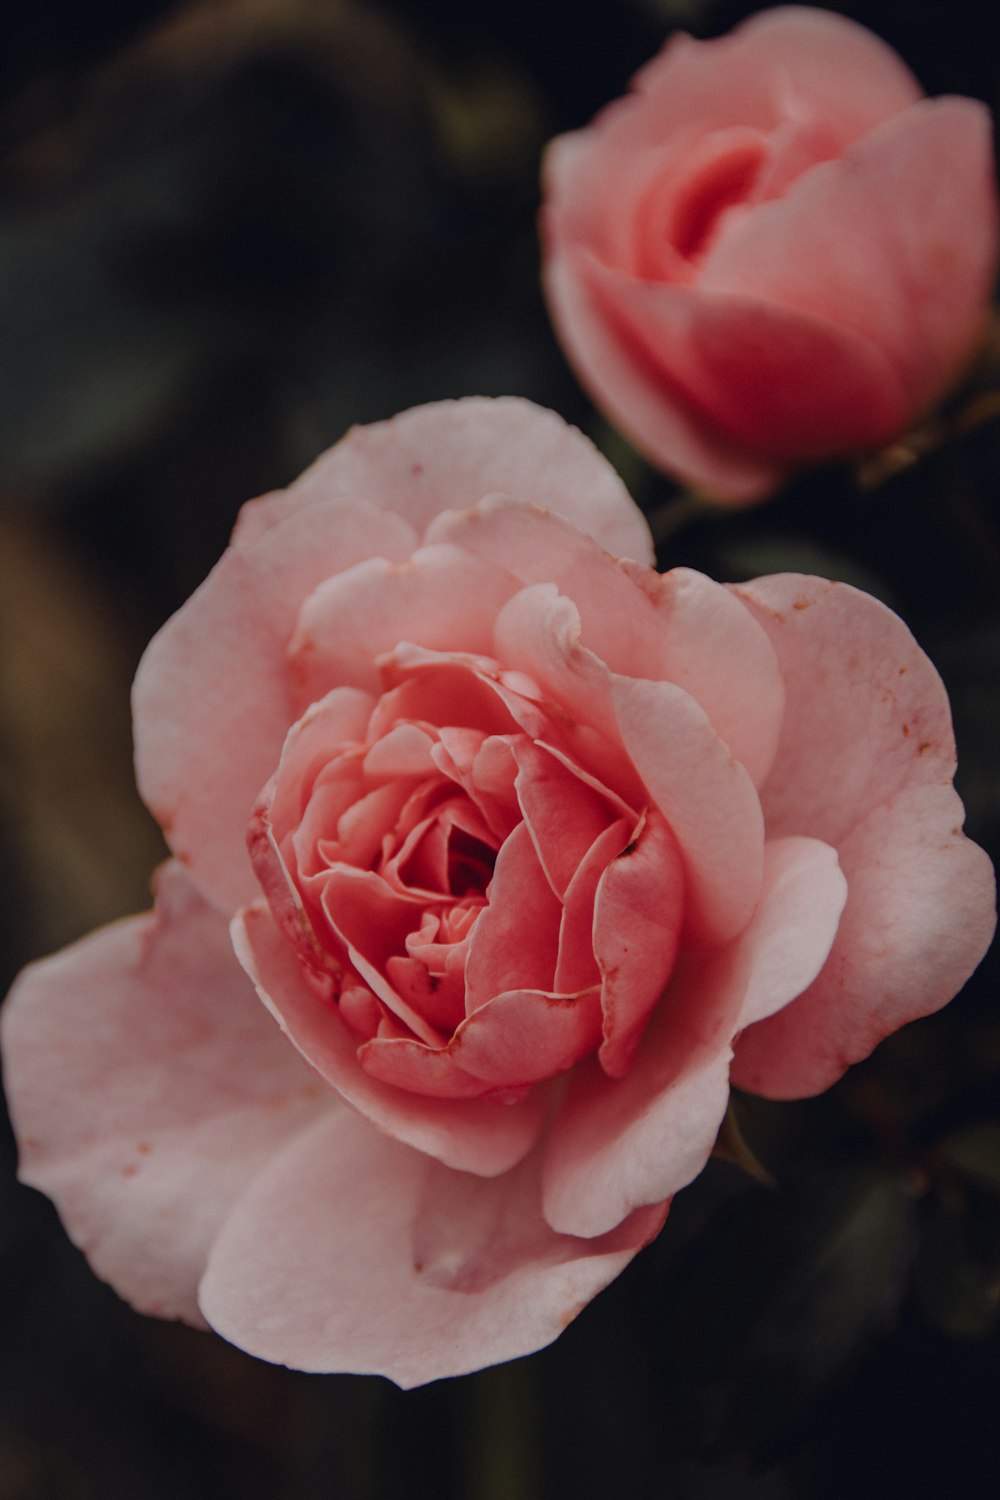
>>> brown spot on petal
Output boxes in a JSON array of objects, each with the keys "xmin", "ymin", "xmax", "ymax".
[
  {"xmin": 137, "ymin": 1141, "xmax": 151, "ymax": 1154},
  {"xmin": 919, "ymin": 742, "xmax": 933, "ymax": 755},
  {"xmin": 121, "ymin": 1164, "xmax": 138, "ymax": 1178},
  {"xmin": 902, "ymin": 724, "xmax": 910, "ymax": 737}
]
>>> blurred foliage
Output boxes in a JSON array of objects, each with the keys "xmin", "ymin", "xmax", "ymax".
[{"xmin": 1, "ymin": 2, "xmax": 999, "ymax": 1498}]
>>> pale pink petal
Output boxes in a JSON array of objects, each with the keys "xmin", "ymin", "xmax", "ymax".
[
  {"xmin": 733, "ymin": 788, "xmax": 996, "ymax": 1098},
  {"xmin": 731, "ymin": 575, "xmax": 957, "ymax": 847},
  {"xmin": 432, "ymin": 506, "xmax": 785, "ymax": 784},
  {"xmin": 1, "ymin": 862, "xmax": 330, "ymax": 1325},
  {"xmin": 594, "ymin": 807, "xmax": 685, "ymax": 1078},
  {"xmin": 133, "ymin": 500, "xmax": 417, "ymax": 913},
  {"xmin": 232, "ymin": 902, "xmax": 546, "ymax": 1176},
  {"xmin": 617, "ymin": 563, "xmax": 785, "ymax": 787},
  {"xmin": 289, "ymin": 544, "xmax": 519, "ymax": 705},
  {"xmin": 609, "ymin": 673, "xmax": 764, "ymax": 944},
  {"xmin": 544, "ymin": 10, "xmax": 919, "ymax": 259},
  {"xmin": 198, "ymin": 1109, "xmax": 667, "ymax": 1385},
  {"xmin": 703, "ymin": 99, "xmax": 998, "ymax": 411},
  {"xmin": 428, "ymin": 499, "xmax": 670, "ymax": 672},
  {"xmin": 542, "ymin": 835, "xmax": 847, "ymax": 1237},
  {"xmin": 735, "ymin": 836, "xmax": 847, "ymax": 1028},
  {"xmin": 284, "ymin": 397, "xmax": 655, "ymax": 563}
]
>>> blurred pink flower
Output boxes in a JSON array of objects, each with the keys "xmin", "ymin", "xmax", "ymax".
[
  {"xmin": 541, "ymin": 6, "xmax": 999, "ymax": 502},
  {"xmin": 3, "ymin": 398, "xmax": 994, "ymax": 1385}
]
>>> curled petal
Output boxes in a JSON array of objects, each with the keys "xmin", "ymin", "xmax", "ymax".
[
  {"xmin": 451, "ymin": 987, "xmax": 604, "ymax": 1087},
  {"xmin": 594, "ymin": 807, "xmax": 685, "ymax": 1078}
]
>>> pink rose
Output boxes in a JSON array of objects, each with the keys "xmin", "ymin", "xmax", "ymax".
[
  {"xmin": 541, "ymin": 6, "xmax": 999, "ymax": 502},
  {"xmin": 2, "ymin": 398, "xmax": 993, "ymax": 1385}
]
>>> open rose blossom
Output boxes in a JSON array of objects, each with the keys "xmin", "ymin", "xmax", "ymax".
[
  {"xmin": 541, "ymin": 6, "xmax": 999, "ymax": 503},
  {"xmin": 2, "ymin": 398, "xmax": 994, "ymax": 1385}
]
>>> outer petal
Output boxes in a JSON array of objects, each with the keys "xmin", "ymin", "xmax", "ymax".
[
  {"xmin": 732, "ymin": 786, "xmax": 996, "ymax": 1097},
  {"xmin": 279, "ymin": 397, "xmax": 655, "ymax": 563},
  {"xmin": 133, "ymin": 498, "xmax": 417, "ymax": 913},
  {"xmin": 702, "ymin": 99, "xmax": 999, "ymax": 412},
  {"xmin": 542, "ymin": 835, "xmax": 847, "ymax": 1238},
  {"xmin": 1, "ymin": 862, "xmax": 330, "ymax": 1325},
  {"xmin": 198, "ymin": 1109, "xmax": 667, "ymax": 1385},
  {"xmin": 732, "ymin": 574, "xmax": 957, "ymax": 846},
  {"xmin": 583, "ymin": 258, "xmax": 909, "ymax": 461},
  {"xmin": 730, "ymin": 574, "xmax": 995, "ymax": 1095},
  {"xmin": 541, "ymin": 247, "xmax": 780, "ymax": 502},
  {"xmin": 232, "ymin": 901, "xmax": 546, "ymax": 1177}
]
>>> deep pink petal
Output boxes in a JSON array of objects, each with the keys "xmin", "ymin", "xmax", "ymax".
[
  {"xmin": 594, "ymin": 807, "xmax": 685, "ymax": 1078},
  {"xmin": 733, "ymin": 788, "xmax": 995, "ymax": 1097},
  {"xmin": 583, "ymin": 259, "xmax": 909, "ymax": 461},
  {"xmin": 282, "ymin": 397, "xmax": 655, "ymax": 563},
  {"xmin": 541, "ymin": 248, "xmax": 780, "ymax": 502},
  {"xmin": 1, "ymin": 862, "xmax": 330, "ymax": 1325},
  {"xmin": 555, "ymin": 818, "xmax": 633, "ymax": 993},
  {"xmin": 289, "ymin": 544, "xmax": 519, "ymax": 705},
  {"xmin": 451, "ymin": 987, "xmax": 603, "ymax": 1086},
  {"xmin": 232, "ymin": 902, "xmax": 546, "ymax": 1176},
  {"xmin": 464, "ymin": 823, "xmax": 562, "ymax": 1011},
  {"xmin": 198, "ymin": 1109, "xmax": 667, "ymax": 1384},
  {"xmin": 512, "ymin": 739, "xmax": 620, "ymax": 900},
  {"xmin": 703, "ymin": 99, "xmax": 998, "ymax": 412},
  {"xmin": 358, "ymin": 1036, "xmax": 495, "ymax": 1100},
  {"xmin": 542, "ymin": 835, "xmax": 847, "ymax": 1237},
  {"xmin": 133, "ymin": 500, "xmax": 416, "ymax": 913},
  {"xmin": 618, "ymin": 563, "xmax": 785, "ymax": 787}
]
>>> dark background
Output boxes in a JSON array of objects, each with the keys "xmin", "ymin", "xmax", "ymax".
[{"xmin": 1, "ymin": 2, "xmax": 998, "ymax": 1496}]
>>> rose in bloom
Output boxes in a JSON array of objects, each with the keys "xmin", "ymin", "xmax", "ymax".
[
  {"xmin": 541, "ymin": 6, "xmax": 999, "ymax": 503},
  {"xmin": 2, "ymin": 398, "xmax": 994, "ymax": 1386}
]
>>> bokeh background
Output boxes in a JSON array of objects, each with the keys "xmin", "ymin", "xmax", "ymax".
[{"xmin": 1, "ymin": 2, "xmax": 998, "ymax": 1495}]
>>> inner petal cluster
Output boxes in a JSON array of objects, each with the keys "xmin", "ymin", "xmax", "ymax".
[{"xmin": 248, "ymin": 646, "xmax": 686, "ymax": 1101}]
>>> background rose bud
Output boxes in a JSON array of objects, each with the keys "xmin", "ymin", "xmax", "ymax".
[
  {"xmin": 2, "ymin": 398, "xmax": 993, "ymax": 1387},
  {"xmin": 540, "ymin": 5, "xmax": 1000, "ymax": 503}
]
